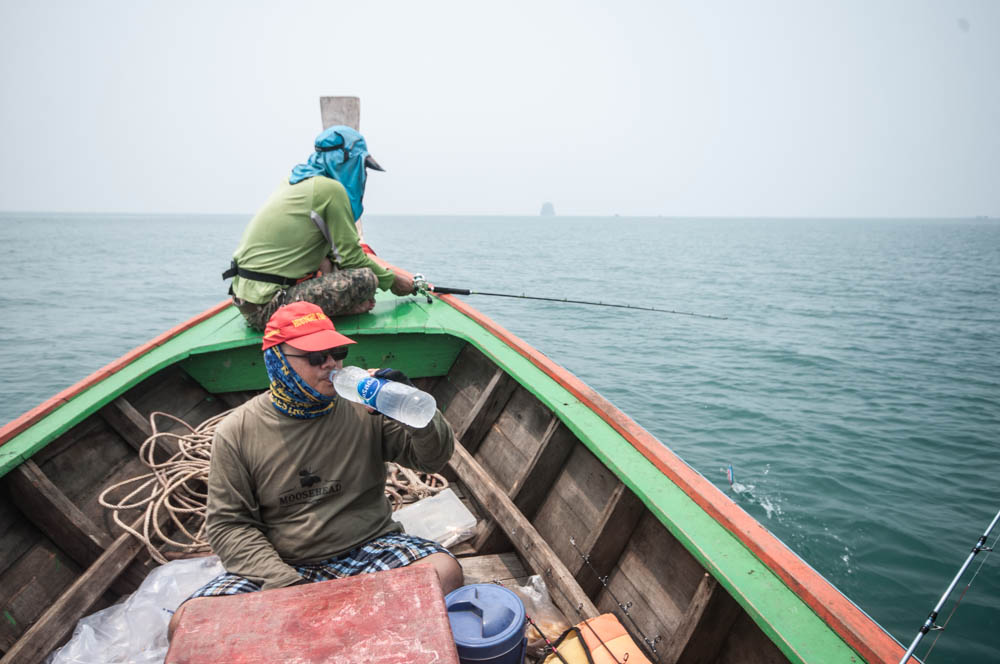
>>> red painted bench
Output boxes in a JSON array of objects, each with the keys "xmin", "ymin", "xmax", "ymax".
[{"xmin": 165, "ymin": 565, "xmax": 460, "ymax": 664}]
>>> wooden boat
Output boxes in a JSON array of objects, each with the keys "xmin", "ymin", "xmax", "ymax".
[{"xmin": 0, "ymin": 272, "xmax": 918, "ymax": 663}]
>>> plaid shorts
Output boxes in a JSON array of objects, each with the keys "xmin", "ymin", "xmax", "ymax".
[{"xmin": 186, "ymin": 532, "xmax": 450, "ymax": 600}]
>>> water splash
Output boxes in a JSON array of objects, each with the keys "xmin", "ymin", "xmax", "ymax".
[{"xmin": 722, "ymin": 466, "xmax": 783, "ymax": 520}]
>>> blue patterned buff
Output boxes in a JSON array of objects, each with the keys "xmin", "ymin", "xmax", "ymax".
[{"xmin": 264, "ymin": 346, "xmax": 335, "ymax": 419}]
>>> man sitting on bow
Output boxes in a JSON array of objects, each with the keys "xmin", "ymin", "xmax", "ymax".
[
  {"xmin": 171, "ymin": 302, "xmax": 460, "ymax": 635},
  {"xmin": 224, "ymin": 126, "xmax": 415, "ymax": 330}
]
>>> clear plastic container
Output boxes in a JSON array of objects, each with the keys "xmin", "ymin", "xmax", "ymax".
[{"xmin": 331, "ymin": 366, "xmax": 437, "ymax": 428}]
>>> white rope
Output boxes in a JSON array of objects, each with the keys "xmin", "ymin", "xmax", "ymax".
[{"xmin": 99, "ymin": 408, "xmax": 449, "ymax": 564}]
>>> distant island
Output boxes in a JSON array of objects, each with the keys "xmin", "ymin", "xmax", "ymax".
[{"xmin": 540, "ymin": 202, "xmax": 555, "ymax": 216}]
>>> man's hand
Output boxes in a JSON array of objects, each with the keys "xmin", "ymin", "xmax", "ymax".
[
  {"xmin": 390, "ymin": 271, "xmax": 415, "ymax": 296},
  {"xmin": 374, "ymin": 368, "xmax": 415, "ymax": 387}
]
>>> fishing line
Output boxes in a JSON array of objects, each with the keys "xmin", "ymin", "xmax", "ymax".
[
  {"xmin": 899, "ymin": 506, "xmax": 1000, "ymax": 664},
  {"xmin": 411, "ymin": 275, "xmax": 727, "ymax": 320},
  {"xmin": 921, "ymin": 527, "xmax": 1000, "ymax": 661}
]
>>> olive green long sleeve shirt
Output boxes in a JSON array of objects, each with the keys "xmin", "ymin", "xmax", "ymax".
[
  {"xmin": 231, "ymin": 177, "xmax": 395, "ymax": 304},
  {"xmin": 205, "ymin": 393, "xmax": 454, "ymax": 590}
]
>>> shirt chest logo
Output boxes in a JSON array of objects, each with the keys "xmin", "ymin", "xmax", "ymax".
[{"xmin": 277, "ymin": 468, "xmax": 342, "ymax": 507}]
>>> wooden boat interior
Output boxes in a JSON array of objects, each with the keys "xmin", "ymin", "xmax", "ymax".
[{"xmin": 0, "ymin": 324, "xmax": 793, "ymax": 664}]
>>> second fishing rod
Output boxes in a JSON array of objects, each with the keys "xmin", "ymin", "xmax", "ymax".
[{"xmin": 410, "ymin": 275, "xmax": 727, "ymax": 321}]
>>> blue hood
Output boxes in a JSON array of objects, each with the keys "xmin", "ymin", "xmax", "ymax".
[{"xmin": 289, "ymin": 126, "xmax": 380, "ymax": 221}]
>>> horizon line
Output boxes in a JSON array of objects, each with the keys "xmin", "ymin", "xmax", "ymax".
[{"xmin": 0, "ymin": 210, "xmax": 995, "ymax": 221}]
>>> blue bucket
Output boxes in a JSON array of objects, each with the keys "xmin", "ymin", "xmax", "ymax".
[{"xmin": 445, "ymin": 584, "xmax": 526, "ymax": 664}]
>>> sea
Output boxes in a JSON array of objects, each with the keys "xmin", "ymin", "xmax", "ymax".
[{"xmin": 1, "ymin": 212, "xmax": 998, "ymax": 661}]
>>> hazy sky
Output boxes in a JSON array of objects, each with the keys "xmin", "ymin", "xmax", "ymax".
[{"xmin": 1, "ymin": 1, "xmax": 997, "ymax": 217}]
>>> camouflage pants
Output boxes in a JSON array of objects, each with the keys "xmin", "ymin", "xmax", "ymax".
[{"xmin": 235, "ymin": 268, "xmax": 378, "ymax": 331}]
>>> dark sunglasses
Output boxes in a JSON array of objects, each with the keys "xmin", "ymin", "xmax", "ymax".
[{"xmin": 284, "ymin": 347, "xmax": 349, "ymax": 366}]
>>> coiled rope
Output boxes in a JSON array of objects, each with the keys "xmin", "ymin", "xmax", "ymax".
[{"xmin": 99, "ymin": 408, "xmax": 449, "ymax": 564}]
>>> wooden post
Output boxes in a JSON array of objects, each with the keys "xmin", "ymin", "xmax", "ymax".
[
  {"xmin": 320, "ymin": 96, "xmax": 360, "ymax": 130},
  {"xmin": 319, "ymin": 95, "xmax": 364, "ymax": 238}
]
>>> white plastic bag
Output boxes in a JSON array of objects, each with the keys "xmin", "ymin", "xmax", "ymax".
[
  {"xmin": 46, "ymin": 555, "xmax": 225, "ymax": 664},
  {"xmin": 392, "ymin": 488, "xmax": 478, "ymax": 547},
  {"xmin": 512, "ymin": 574, "xmax": 571, "ymax": 640}
]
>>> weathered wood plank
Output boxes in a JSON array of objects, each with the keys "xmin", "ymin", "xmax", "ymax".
[
  {"xmin": 485, "ymin": 387, "xmax": 555, "ymax": 461},
  {"xmin": 214, "ymin": 390, "xmax": 260, "ymax": 410},
  {"xmin": 531, "ymin": 444, "xmax": 625, "ymax": 575},
  {"xmin": 662, "ymin": 573, "xmax": 742, "ymax": 664},
  {"xmin": 716, "ymin": 612, "xmax": 789, "ymax": 664},
  {"xmin": 473, "ymin": 421, "xmax": 530, "ymax": 498},
  {"xmin": 459, "ymin": 553, "xmax": 528, "ymax": 587},
  {"xmin": 27, "ymin": 418, "xmax": 104, "ymax": 469},
  {"xmin": 4, "ymin": 458, "xmax": 147, "ymax": 601},
  {"xmin": 474, "ymin": 386, "xmax": 553, "ymax": 493},
  {"xmin": 98, "ymin": 397, "xmax": 152, "ymax": 453},
  {"xmin": 510, "ymin": 421, "xmax": 577, "ymax": 521},
  {"xmin": 125, "ymin": 366, "xmax": 222, "ymax": 438},
  {"xmin": 4, "ymin": 460, "xmax": 108, "ymax": 570},
  {"xmin": 595, "ymin": 512, "xmax": 705, "ymax": 643},
  {"xmin": 0, "ymin": 490, "xmax": 39, "ymax": 577},
  {"xmin": 37, "ymin": 421, "xmax": 134, "ymax": 512},
  {"xmin": 574, "ymin": 482, "xmax": 645, "ymax": 597},
  {"xmin": 448, "ymin": 439, "xmax": 598, "ymax": 621},
  {"xmin": 0, "ymin": 544, "xmax": 80, "ymax": 652},
  {"xmin": 411, "ymin": 376, "xmax": 440, "ymax": 395},
  {"xmin": 0, "ymin": 528, "xmax": 144, "ymax": 664},
  {"xmin": 456, "ymin": 368, "xmax": 517, "ymax": 454},
  {"xmin": 472, "ymin": 416, "xmax": 576, "ymax": 554},
  {"xmin": 433, "ymin": 344, "xmax": 495, "ymax": 425},
  {"xmin": 320, "ymin": 96, "xmax": 360, "ymax": 130}
]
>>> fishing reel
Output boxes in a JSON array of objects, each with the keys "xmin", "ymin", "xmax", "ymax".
[{"xmin": 412, "ymin": 273, "xmax": 433, "ymax": 303}]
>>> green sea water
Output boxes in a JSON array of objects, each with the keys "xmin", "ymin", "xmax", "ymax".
[{"xmin": 1, "ymin": 212, "xmax": 998, "ymax": 661}]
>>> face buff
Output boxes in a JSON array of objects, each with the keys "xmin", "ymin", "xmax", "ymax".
[{"xmin": 264, "ymin": 346, "xmax": 335, "ymax": 419}]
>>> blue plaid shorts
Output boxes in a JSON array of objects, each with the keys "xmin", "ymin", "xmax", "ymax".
[{"xmin": 186, "ymin": 532, "xmax": 450, "ymax": 600}]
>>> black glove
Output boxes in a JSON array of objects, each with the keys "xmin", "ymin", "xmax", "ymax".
[{"xmin": 374, "ymin": 368, "xmax": 415, "ymax": 388}]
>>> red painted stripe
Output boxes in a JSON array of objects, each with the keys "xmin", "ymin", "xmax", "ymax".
[{"xmin": 0, "ymin": 299, "xmax": 234, "ymax": 447}]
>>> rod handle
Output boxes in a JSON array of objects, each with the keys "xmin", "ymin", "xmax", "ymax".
[{"xmin": 431, "ymin": 286, "xmax": 471, "ymax": 295}]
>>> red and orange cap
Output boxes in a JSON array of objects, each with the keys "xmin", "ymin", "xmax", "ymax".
[{"xmin": 261, "ymin": 302, "xmax": 356, "ymax": 351}]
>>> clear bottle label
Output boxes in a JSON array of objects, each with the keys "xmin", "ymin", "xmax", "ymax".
[{"xmin": 356, "ymin": 376, "xmax": 384, "ymax": 407}]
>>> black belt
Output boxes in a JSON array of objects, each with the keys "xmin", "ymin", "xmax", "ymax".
[{"xmin": 222, "ymin": 260, "xmax": 302, "ymax": 288}]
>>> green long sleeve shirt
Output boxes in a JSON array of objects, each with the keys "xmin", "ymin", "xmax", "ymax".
[
  {"xmin": 205, "ymin": 392, "xmax": 454, "ymax": 590},
  {"xmin": 231, "ymin": 177, "xmax": 395, "ymax": 304}
]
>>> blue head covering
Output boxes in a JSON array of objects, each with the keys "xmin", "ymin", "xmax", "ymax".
[
  {"xmin": 264, "ymin": 346, "xmax": 335, "ymax": 419},
  {"xmin": 289, "ymin": 126, "xmax": 381, "ymax": 221}
]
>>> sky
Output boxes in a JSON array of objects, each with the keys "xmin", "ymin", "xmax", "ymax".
[{"xmin": 0, "ymin": 0, "xmax": 997, "ymax": 218}]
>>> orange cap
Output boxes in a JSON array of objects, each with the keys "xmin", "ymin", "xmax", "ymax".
[{"xmin": 261, "ymin": 302, "xmax": 357, "ymax": 351}]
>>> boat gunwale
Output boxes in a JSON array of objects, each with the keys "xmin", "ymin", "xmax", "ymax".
[{"xmin": 0, "ymin": 299, "xmax": 233, "ymax": 448}]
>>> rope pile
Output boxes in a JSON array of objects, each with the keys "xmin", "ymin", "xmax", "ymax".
[{"xmin": 99, "ymin": 408, "xmax": 450, "ymax": 564}]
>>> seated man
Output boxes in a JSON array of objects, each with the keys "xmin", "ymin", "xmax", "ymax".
[
  {"xmin": 224, "ymin": 126, "xmax": 415, "ymax": 330},
  {"xmin": 171, "ymin": 302, "xmax": 461, "ymax": 634}
]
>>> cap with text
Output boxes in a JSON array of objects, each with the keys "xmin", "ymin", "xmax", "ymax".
[{"xmin": 261, "ymin": 302, "xmax": 357, "ymax": 351}]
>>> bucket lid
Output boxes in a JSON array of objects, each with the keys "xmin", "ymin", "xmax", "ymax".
[{"xmin": 445, "ymin": 584, "xmax": 525, "ymax": 660}]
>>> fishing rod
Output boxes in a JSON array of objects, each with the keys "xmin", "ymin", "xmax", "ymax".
[
  {"xmin": 898, "ymin": 506, "xmax": 1000, "ymax": 664},
  {"xmin": 411, "ymin": 275, "xmax": 727, "ymax": 320}
]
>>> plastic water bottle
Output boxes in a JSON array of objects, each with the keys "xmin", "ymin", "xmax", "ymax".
[{"xmin": 330, "ymin": 366, "xmax": 437, "ymax": 428}]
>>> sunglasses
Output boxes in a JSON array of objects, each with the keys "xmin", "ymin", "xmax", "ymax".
[{"xmin": 284, "ymin": 347, "xmax": 349, "ymax": 366}]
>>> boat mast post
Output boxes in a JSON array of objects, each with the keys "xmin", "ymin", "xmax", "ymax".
[{"xmin": 319, "ymin": 96, "xmax": 365, "ymax": 239}]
